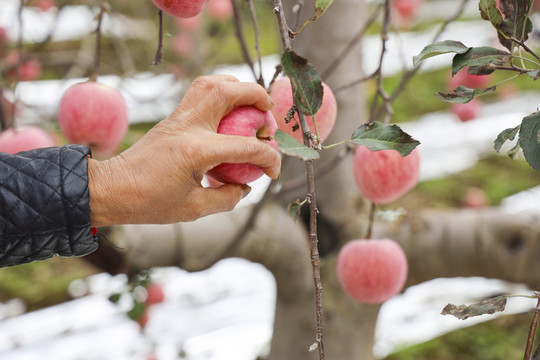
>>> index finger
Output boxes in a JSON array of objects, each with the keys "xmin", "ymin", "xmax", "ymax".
[
  {"xmin": 206, "ymin": 134, "xmax": 281, "ymax": 179},
  {"xmin": 190, "ymin": 81, "xmax": 274, "ymax": 130}
]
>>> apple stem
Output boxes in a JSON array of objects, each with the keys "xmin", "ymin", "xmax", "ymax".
[
  {"xmin": 152, "ymin": 10, "xmax": 164, "ymax": 66},
  {"xmin": 365, "ymin": 202, "xmax": 376, "ymax": 240}
]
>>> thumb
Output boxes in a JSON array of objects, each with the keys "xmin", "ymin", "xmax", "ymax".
[{"xmin": 194, "ymin": 184, "xmax": 252, "ymax": 217}]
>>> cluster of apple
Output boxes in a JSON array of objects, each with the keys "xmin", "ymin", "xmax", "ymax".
[
  {"xmin": 338, "ymin": 146, "xmax": 420, "ymax": 304},
  {"xmin": 205, "ymin": 74, "xmax": 418, "ymax": 304}
]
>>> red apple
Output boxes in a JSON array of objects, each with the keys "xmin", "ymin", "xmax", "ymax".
[
  {"xmin": 145, "ymin": 283, "xmax": 165, "ymax": 305},
  {"xmin": 463, "ymin": 187, "xmax": 488, "ymax": 209},
  {"xmin": 337, "ymin": 238, "xmax": 408, "ymax": 304},
  {"xmin": 58, "ymin": 81, "xmax": 128, "ymax": 156},
  {"xmin": 353, "ymin": 146, "xmax": 420, "ymax": 204},
  {"xmin": 392, "ymin": 0, "xmax": 422, "ymax": 19},
  {"xmin": 269, "ymin": 76, "xmax": 337, "ymax": 144},
  {"xmin": 4, "ymin": 51, "xmax": 42, "ymax": 82},
  {"xmin": 450, "ymin": 98, "xmax": 481, "ymax": 122},
  {"xmin": 448, "ymin": 68, "xmax": 491, "ymax": 90},
  {"xmin": 206, "ymin": 106, "xmax": 278, "ymax": 184},
  {"xmin": 0, "ymin": 126, "xmax": 57, "ymax": 154},
  {"xmin": 151, "ymin": 0, "xmax": 208, "ymax": 18},
  {"xmin": 206, "ymin": 0, "xmax": 233, "ymax": 21}
]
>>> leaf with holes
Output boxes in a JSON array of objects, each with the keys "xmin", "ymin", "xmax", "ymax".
[
  {"xmin": 350, "ymin": 122, "xmax": 420, "ymax": 157},
  {"xmin": 281, "ymin": 49, "xmax": 323, "ymax": 117}
]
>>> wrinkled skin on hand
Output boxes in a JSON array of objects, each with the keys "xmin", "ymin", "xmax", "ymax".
[{"xmin": 89, "ymin": 75, "xmax": 281, "ymax": 226}]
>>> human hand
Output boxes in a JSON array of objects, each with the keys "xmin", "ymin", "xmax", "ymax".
[{"xmin": 88, "ymin": 74, "xmax": 281, "ymax": 226}]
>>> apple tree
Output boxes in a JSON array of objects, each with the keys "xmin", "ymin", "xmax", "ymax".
[{"xmin": 3, "ymin": 0, "xmax": 540, "ymax": 359}]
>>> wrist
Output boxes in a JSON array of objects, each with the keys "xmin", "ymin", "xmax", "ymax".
[{"xmin": 88, "ymin": 157, "xmax": 134, "ymax": 226}]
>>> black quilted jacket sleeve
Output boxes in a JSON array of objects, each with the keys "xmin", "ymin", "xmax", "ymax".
[{"xmin": 0, "ymin": 144, "xmax": 98, "ymax": 267}]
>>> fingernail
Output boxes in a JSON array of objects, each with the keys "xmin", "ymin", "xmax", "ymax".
[
  {"xmin": 241, "ymin": 185, "xmax": 252, "ymax": 198},
  {"xmin": 267, "ymin": 95, "xmax": 275, "ymax": 107}
]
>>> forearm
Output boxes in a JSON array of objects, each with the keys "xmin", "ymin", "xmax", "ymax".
[{"xmin": 0, "ymin": 145, "xmax": 98, "ymax": 267}]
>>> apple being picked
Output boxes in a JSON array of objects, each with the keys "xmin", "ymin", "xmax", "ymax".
[
  {"xmin": 353, "ymin": 146, "xmax": 420, "ymax": 204},
  {"xmin": 206, "ymin": 106, "xmax": 278, "ymax": 185},
  {"xmin": 0, "ymin": 126, "xmax": 57, "ymax": 154},
  {"xmin": 337, "ymin": 238, "xmax": 408, "ymax": 304},
  {"xmin": 58, "ymin": 81, "xmax": 128, "ymax": 157},
  {"xmin": 152, "ymin": 0, "xmax": 208, "ymax": 18},
  {"xmin": 269, "ymin": 76, "xmax": 337, "ymax": 144}
]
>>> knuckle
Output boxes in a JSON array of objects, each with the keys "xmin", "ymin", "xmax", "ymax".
[{"xmin": 191, "ymin": 76, "xmax": 214, "ymax": 90}]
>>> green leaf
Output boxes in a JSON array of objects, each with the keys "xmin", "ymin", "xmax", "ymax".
[
  {"xmin": 350, "ymin": 122, "xmax": 420, "ymax": 157},
  {"xmin": 519, "ymin": 112, "xmax": 540, "ymax": 171},
  {"xmin": 452, "ymin": 47, "xmax": 511, "ymax": 75},
  {"xmin": 494, "ymin": 125, "xmax": 520, "ymax": 152},
  {"xmin": 437, "ymin": 85, "xmax": 496, "ymax": 103},
  {"xmin": 314, "ymin": 0, "xmax": 333, "ymax": 17},
  {"xmin": 412, "ymin": 40, "xmax": 469, "ymax": 67},
  {"xmin": 479, "ymin": 0, "xmax": 504, "ymax": 28},
  {"xmin": 281, "ymin": 49, "xmax": 323, "ymax": 117},
  {"xmin": 275, "ymin": 129, "xmax": 320, "ymax": 161},
  {"xmin": 441, "ymin": 296, "xmax": 508, "ymax": 320}
]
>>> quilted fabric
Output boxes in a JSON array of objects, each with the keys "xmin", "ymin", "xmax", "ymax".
[{"xmin": 0, "ymin": 144, "xmax": 98, "ymax": 267}]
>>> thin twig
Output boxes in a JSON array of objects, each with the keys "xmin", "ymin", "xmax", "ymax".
[
  {"xmin": 510, "ymin": 36, "xmax": 540, "ymax": 62},
  {"xmin": 231, "ymin": 0, "xmax": 258, "ymax": 83},
  {"xmin": 272, "ymin": 0, "xmax": 324, "ymax": 358},
  {"xmin": 274, "ymin": 145, "xmax": 352, "ymax": 196},
  {"xmin": 364, "ymin": 202, "xmax": 376, "ymax": 239},
  {"xmin": 247, "ymin": 0, "xmax": 265, "ymax": 87},
  {"xmin": 524, "ymin": 296, "xmax": 540, "ymax": 360},
  {"xmin": 373, "ymin": 0, "xmax": 469, "ymax": 122},
  {"xmin": 321, "ymin": 4, "xmax": 383, "ymax": 80},
  {"xmin": 91, "ymin": 1, "xmax": 109, "ymax": 81},
  {"xmin": 152, "ymin": 10, "xmax": 163, "ymax": 66},
  {"xmin": 369, "ymin": 0, "xmax": 392, "ymax": 124},
  {"xmin": 333, "ymin": 70, "xmax": 378, "ymax": 94}
]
